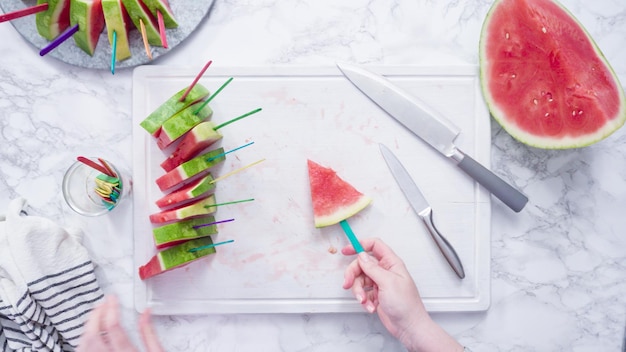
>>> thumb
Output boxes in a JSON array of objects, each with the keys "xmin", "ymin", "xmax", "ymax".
[{"xmin": 357, "ymin": 252, "xmax": 392, "ymax": 287}]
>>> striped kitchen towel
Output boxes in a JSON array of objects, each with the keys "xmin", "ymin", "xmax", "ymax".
[{"xmin": 0, "ymin": 198, "xmax": 104, "ymax": 352}]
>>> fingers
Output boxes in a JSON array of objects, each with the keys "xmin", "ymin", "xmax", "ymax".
[
  {"xmin": 102, "ymin": 296, "xmax": 139, "ymax": 352},
  {"xmin": 139, "ymin": 308, "xmax": 165, "ymax": 352},
  {"xmin": 341, "ymin": 238, "xmax": 400, "ymax": 262},
  {"xmin": 77, "ymin": 299, "xmax": 109, "ymax": 352}
]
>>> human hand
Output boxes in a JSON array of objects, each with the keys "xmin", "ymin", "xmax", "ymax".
[
  {"xmin": 342, "ymin": 238, "xmax": 463, "ymax": 352},
  {"xmin": 77, "ymin": 295, "xmax": 164, "ymax": 352}
]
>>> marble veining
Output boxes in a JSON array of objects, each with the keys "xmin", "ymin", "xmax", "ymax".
[{"xmin": 1, "ymin": 0, "xmax": 625, "ymax": 351}]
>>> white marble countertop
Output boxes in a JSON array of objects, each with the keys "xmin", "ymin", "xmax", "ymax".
[{"xmin": 1, "ymin": 0, "xmax": 626, "ymax": 351}]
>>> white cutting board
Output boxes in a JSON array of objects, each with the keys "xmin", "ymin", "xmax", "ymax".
[{"xmin": 132, "ymin": 65, "xmax": 491, "ymax": 314}]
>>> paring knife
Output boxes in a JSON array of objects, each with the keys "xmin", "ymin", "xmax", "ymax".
[
  {"xmin": 337, "ymin": 63, "xmax": 528, "ymax": 213},
  {"xmin": 379, "ymin": 143, "xmax": 465, "ymax": 279}
]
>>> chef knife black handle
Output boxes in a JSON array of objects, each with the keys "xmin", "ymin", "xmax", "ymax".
[{"xmin": 455, "ymin": 150, "xmax": 528, "ymax": 212}]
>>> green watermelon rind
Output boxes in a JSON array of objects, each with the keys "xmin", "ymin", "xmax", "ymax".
[
  {"xmin": 102, "ymin": 0, "xmax": 132, "ymax": 61},
  {"xmin": 143, "ymin": 0, "xmax": 178, "ymax": 28},
  {"xmin": 478, "ymin": 0, "xmax": 626, "ymax": 149},
  {"xmin": 36, "ymin": 0, "xmax": 70, "ymax": 40},
  {"xmin": 314, "ymin": 195, "xmax": 372, "ymax": 228}
]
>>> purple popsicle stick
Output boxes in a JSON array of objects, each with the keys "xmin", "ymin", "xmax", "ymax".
[{"xmin": 40, "ymin": 24, "xmax": 79, "ymax": 56}]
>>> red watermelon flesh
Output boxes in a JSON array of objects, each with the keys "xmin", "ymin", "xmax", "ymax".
[
  {"xmin": 479, "ymin": 0, "xmax": 626, "ymax": 149},
  {"xmin": 69, "ymin": 0, "xmax": 105, "ymax": 56},
  {"xmin": 36, "ymin": 0, "xmax": 71, "ymax": 40},
  {"xmin": 160, "ymin": 121, "xmax": 224, "ymax": 172},
  {"xmin": 307, "ymin": 160, "xmax": 372, "ymax": 228},
  {"xmin": 156, "ymin": 147, "xmax": 225, "ymax": 192},
  {"xmin": 149, "ymin": 194, "xmax": 217, "ymax": 224},
  {"xmin": 139, "ymin": 237, "xmax": 216, "ymax": 280},
  {"xmin": 155, "ymin": 174, "xmax": 216, "ymax": 209}
]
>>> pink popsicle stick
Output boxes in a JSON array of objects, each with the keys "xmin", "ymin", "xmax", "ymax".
[
  {"xmin": 157, "ymin": 11, "xmax": 168, "ymax": 49},
  {"xmin": 77, "ymin": 156, "xmax": 115, "ymax": 177},
  {"xmin": 0, "ymin": 3, "xmax": 48, "ymax": 23},
  {"xmin": 179, "ymin": 60, "xmax": 213, "ymax": 102}
]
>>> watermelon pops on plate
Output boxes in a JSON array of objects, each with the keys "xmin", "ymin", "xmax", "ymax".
[
  {"xmin": 155, "ymin": 147, "xmax": 225, "ymax": 191},
  {"xmin": 152, "ymin": 215, "xmax": 218, "ymax": 249},
  {"xmin": 155, "ymin": 173, "xmax": 216, "ymax": 209}
]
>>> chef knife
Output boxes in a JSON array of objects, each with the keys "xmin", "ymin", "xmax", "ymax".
[
  {"xmin": 379, "ymin": 143, "xmax": 465, "ymax": 279},
  {"xmin": 337, "ymin": 63, "xmax": 528, "ymax": 213}
]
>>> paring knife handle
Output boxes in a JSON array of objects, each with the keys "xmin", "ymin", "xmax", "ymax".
[
  {"xmin": 419, "ymin": 208, "xmax": 465, "ymax": 279},
  {"xmin": 454, "ymin": 149, "xmax": 528, "ymax": 213}
]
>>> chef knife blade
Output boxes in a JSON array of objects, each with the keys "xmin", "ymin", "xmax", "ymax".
[
  {"xmin": 379, "ymin": 143, "xmax": 465, "ymax": 279},
  {"xmin": 337, "ymin": 63, "xmax": 528, "ymax": 213}
]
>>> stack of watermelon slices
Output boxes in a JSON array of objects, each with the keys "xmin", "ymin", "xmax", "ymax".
[
  {"xmin": 138, "ymin": 83, "xmax": 231, "ymax": 280},
  {"xmin": 35, "ymin": 0, "xmax": 177, "ymax": 58}
]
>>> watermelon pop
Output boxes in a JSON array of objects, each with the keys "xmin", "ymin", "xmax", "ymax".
[
  {"xmin": 69, "ymin": 0, "xmax": 105, "ymax": 56},
  {"xmin": 36, "ymin": 0, "xmax": 71, "ymax": 40},
  {"xmin": 121, "ymin": 0, "xmax": 162, "ymax": 46},
  {"xmin": 152, "ymin": 215, "xmax": 219, "ymax": 249},
  {"xmin": 139, "ymin": 237, "xmax": 216, "ymax": 280},
  {"xmin": 155, "ymin": 173, "xmax": 216, "ymax": 209},
  {"xmin": 139, "ymin": 84, "xmax": 210, "ymax": 136},
  {"xmin": 102, "ymin": 0, "xmax": 133, "ymax": 61},
  {"xmin": 149, "ymin": 194, "xmax": 217, "ymax": 224},
  {"xmin": 156, "ymin": 101, "xmax": 213, "ymax": 150},
  {"xmin": 307, "ymin": 160, "xmax": 372, "ymax": 253},
  {"xmin": 155, "ymin": 147, "xmax": 225, "ymax": 192},
  {"xmin": 160, "ymin": 121, "xmax": 223, "ymax": 172}
]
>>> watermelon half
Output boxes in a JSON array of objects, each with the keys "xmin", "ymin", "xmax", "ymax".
[
  {"xmin": 479, "ymin": 0, "xmax": 626, "ymax": 149},
  {"xmin": 307, "ymin": 160, "xmax": 371, "ymax": 228}
]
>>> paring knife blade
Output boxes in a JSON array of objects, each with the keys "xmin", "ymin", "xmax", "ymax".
[
  {"xmin": 337, "ymin": 63, "xmax": 528, "ymax": 213},
  {"xmin": 379, "ymin": 144, "xmax": 465, "ymax": 279}
]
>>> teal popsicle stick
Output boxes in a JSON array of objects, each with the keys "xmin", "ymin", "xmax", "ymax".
[
  {"xmin": 188, "ymin": 239, "xmax": 235, "ymax": 253},
  {"xmin": 340, "ymin": 219, "xmax": 364, "ymax": 253}
]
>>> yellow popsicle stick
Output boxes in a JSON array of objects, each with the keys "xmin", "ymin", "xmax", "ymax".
[{"xmin": 210, "ymin": 159, "xmax": 266, "ymax": 184}]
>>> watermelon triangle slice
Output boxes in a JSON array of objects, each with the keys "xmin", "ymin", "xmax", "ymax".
[
  {"xmin": 69, "ymin": 0, "xmax": 105, "ymax": 56},
  {"xmin": 35, "ymin": 0, "xmax": 71, "ymax": 40},
  {"xmin": 121, "ymin": 0, "xmax": 162, "ymax": 46},
  {"xmin": 102, "ymin": 0, "xmax": 133, "ymax": 61},
  {"xmin": 307, "ymin": 160, "xmax": 371, "ymax": 228}
]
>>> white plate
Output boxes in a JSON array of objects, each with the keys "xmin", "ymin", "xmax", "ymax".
[
  {"xmin": 1, "ymin": 0, "xmax": 214, "ymax": 70},
  {"xmin": 132, "ymin": 65, "xmax": 491, "ymax": 314}
]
